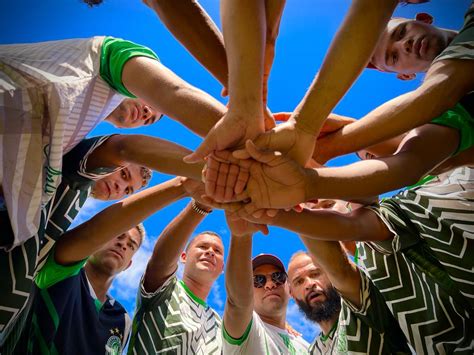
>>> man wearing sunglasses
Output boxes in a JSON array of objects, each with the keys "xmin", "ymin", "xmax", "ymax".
[{"xmin": 222, "ymin": 215, "xmax": 309, "ymax": 354}]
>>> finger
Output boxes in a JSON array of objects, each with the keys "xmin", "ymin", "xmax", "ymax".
[
  {"xmin": 224, "ymin": 164, "xmax": 239, "ymax": 201},
  {"xmin": 292, "ymin": 204, "xmax": 303, "ymax": 213},
  {"xmin": 234, "ymin": 168, "xmax": 250, "ymax": 195},
  {"xmin": 183, "ymin": 131, "xmax": 216, "ymax": 163},
  {"xmin": 214, "ymin": 162, "xmax": 230, "ymax": 202},
  {"xmin": 204, "ymin": 157, "xmax": 220, "ymax": 197},
  {"xmin": 255, "ymin": 223, "xmax": 269, "ymax": 235},
  {"xmin": 232, "ymin": 148, "xmax": 251, "ymax": 160},
  {"xmin": 273, "ymin": 112, "xmax": 292, "ymax": 122},
  {"xmin": 221, "ymin": 86, "xmax": 228, "ymax": 97},
  {"xmin": 252, "ymin": 209, "xmax": 265, "ymax": 219},
  {"xmin": 201, "ymin": 196, "xmax": 244, "ymax": 212},
  {"xmin": 234, "ymin": 190, "xmax": 250, "ymax": 202},
  {"xmin": 263, "ymin": 107, "xmax": 276, "ymax": 131},
  {"xmin": 265, "ymin": 209, "xmax": 279, "ymax": 217},
  {"xmin": 213, "ymin": 150, "xmax": 235, "ymax": 163},
  {"xmin": 245, "ymin": 139, "xmax": 282, "ymax": 165}
]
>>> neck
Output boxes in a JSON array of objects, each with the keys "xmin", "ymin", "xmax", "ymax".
[
  {"xmin": 318, "ymin": 313, "xmax": 339, "ymax": 336},
  {"xmin": 181, "ymin": 273, "xmax": 213, "ymax": 301},
  {"xmin": 259, "ymin": 312, "xmax": 286, "ymax": 330},
  {"xmin": 84, "ymin": 263, "xmax": 115, "ymax": 303}
]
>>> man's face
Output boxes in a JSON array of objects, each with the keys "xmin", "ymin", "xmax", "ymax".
[
  {"xmin": 371, "ymin": 16, "xmax": 447, "ymax": 75},
  {"xmin": 88, "ymin": 227, "xmax": 141, "ymax": 275},
  {"xmin": 288, "ymin": 254, "xmax": 341, "ymax": 323},
  {"xmin": 107, "ymin": 98, "xmax": 161, "ymax": 128},
  {"xmin": 181, "ymin": 234, "xmax": 225, "ymax": 282},
  {"xmin": 253, "ymin": 264, "xmax": 289, "ymax": 317},
  {"xmin": 91, "ymin": 164, "xmax": 145, "ymax": 200}
]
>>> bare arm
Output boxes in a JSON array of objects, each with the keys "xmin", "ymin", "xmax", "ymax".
[
  {"xmin": 85, "ymin": 134, "xmax": 204, "ymax": 181},
  {"xmin": 54, "ymin": 177, "xmax": 187, "ymax": 265},
  {"xmin": 307, "ymin": 123, "xmax": 459, "ymax": 200},
  {"xmin": 299, "ymin": 236, "xmax": 361, "ymax": 307},
  {"xmin": 143, "ymin": 200, "xmax": 211, "ymax": 292},
  {"xmin": 145, "ymin": 0, "xmax": 228, "ymax": 86},
  {"xmin": 319, "ymin": 59, "xmax": 474, "ymax": 160},
  {"xmin": 295, "ymin": 0, "xmax": 398, "ymax": 136},
  {"xmin": 122, "ymin": 57, "xmax": 226, "ymax": 137},
  {"xmin": 223, "ymin": 233, "xmax": 255, "ymax": 339}
]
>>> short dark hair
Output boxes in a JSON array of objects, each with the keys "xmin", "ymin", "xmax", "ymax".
[
  {"xmin": 140, "ymin": 167, "xmax": 152, "ymax": 188},
  {"xmin": 185, "ymin": 231, "xmax": 222, "ymax": 252},
  {"xmin": 82, "ymin": 0, "xmax": 104, "ymax": 7}
]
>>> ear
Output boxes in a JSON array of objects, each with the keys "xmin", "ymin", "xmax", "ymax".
[
  {"xmin": 415, "ymin": 12, "xmax": 433, "ymax": 24},
  {"xmin": 396, "ymin": 73, "xmax": 417, "ymax": 81},
  {"xmin": 179, "ymin": 251, "xmax": 187, "ymax": 264}
]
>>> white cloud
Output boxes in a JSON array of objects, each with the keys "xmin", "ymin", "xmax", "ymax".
[
  {"xmin": 286, "ymin": 300, "xmax": 320, "ymax": 344},
  {"xmin": 209, "ymin": 279, "xmax": 225, "ymax": 313}
]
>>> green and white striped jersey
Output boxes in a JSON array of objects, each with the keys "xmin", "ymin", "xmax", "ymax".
[{"xmin": 129, "ymin": 273, "xmax": 222, "ymax": 354}]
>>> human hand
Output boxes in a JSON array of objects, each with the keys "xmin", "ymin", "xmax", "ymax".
[
  {"xmin": 233, "ymin": 120, "xmax": 316, "ymax": 167},
  {"xmin": 184, "ymin": 109, "xmax": 264, "ymax": 163},
  {"xmin": 234, "ymin": 140, "xmax": 310, "ymax": 214},
  {"xmin": 225, "ymin": 211, "xmax": 269, "ymax": 237},
  {"xmin": 182, "ymin": 177, "xmax": 213, "ymax": 209}
]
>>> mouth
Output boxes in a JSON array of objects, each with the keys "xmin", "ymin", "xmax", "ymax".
[
  {"xmin": 307, "ymin": 290, "xmax": 324, "ymax": 304},
  {"xmin": 104, "ymin": 181, "xmax": 112, "ymax": 199},
  {"xmin": 199, "ymin": 258, "xmax": 216, "ymax": 266},
  {"xmin": 264, "ymin": 292, "xmax": 281, "ymax": 300},
  {"xmin": 109, "ymin": 249, "xmax": 123, "ymax": 260}
]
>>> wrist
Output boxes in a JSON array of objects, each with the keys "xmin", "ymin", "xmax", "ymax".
[
  {"xmin": 303, "ymin": 168, "xmax": 319, "ymax": 202},
  {"xmin": 191, "ymin": 199, "xmax": 212, "ymax": 215}
]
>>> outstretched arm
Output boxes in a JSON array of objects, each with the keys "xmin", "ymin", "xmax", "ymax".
[
  {"xmin": 144, "ymin": 0, "xmax": 228, "ymax": 86},
  {"xmin": 122, "ymin": 57, "xmax": 226, "ymax": 137},
  {"xmin": 143, "ymin": 199, "xmax": 212, "ymax": 292},
  {"xmin": 223, "ymin": 216, "xmax": 260, "ymax": 340},
  {"xmin": 316, "ymin": 59, "xmax": 474, "ymax": 161},
  {"xmin": 300, "ymin": 236, "xmax": 361, "ymax": 307},
  {"xmin": 85, "ymin": 134, "xmax": 204, "ymax": 181},
  {"xmin": 54, "ymin": 177, "xmax": 187, "ymax": 265}
]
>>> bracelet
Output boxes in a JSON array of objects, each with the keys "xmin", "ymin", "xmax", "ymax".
[{"xmin": 191, "ymin": 199, "xmax": 212, "ymax": 216}]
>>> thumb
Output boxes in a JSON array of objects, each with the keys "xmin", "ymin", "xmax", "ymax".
[
  {"xmin": 184, "ymin": 132, "xmax": 217, "ymax": 163},
  {"xmin": 233, "ymin": 133, "xmax": 271, "ymax": 160},
  {"xmin": 245, "ymin": 139, "xmax": 281, "ymax": 164}
]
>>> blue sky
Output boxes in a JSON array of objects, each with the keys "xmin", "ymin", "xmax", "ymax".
[{"xmin": 1, "ymin": 0, "xmax": 469, "ymax": 342}]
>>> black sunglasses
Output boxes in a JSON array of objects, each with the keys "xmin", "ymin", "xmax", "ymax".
[{"xmin": 253, "ymin": 271, "xmax": 287, "ymax": 288}]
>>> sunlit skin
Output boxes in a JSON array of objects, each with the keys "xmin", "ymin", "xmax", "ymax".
[
  {"xmin": 105, "ymin": 98, "xmax": 162, "ymax": 128},
  {"xmin": 181, "ymin": 233, "xmax": 225, "ymax": 282},
  {"xmin": 370, "ymin": 15, "xmax": 456, "ymax": 76},
  {"xmin": 91, "ymin": 164, "xmax": 144, "ymax": 200},
  {"xmin": 88, "ymin": 227, "xmax": 141, "ymax": 275},
  {"xmin": 253, "ymin": 264, "xmax": 289, "ymax": 320}
]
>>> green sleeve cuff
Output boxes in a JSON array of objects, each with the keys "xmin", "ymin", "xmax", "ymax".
[
  {"xmin": 100, "ymin": 36, "xmax": 160, "ymax": 98},
  {"xmin": 35, "ymin": 248, "xmax": 88, "ymax": 289},
  {"xmin": 222, "ymin": 318, "xmax": 253, "ymax": 346},
  {"xmin": 430, "ymin": 103, "xmax": 474, "ymax": 155}
]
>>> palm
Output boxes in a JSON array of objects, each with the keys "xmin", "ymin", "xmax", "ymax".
[{"xmin": 213, "ymin": 111, "xmax": 264, "ymax": 151}]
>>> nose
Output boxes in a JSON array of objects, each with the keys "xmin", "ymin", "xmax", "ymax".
[
  {"xmin": 205, "ymin": 248, "xmax": 216, "ymax": 257},
  {"xmin": 142, "ymin": 105, "xmax": 153, "ymax": 120},
  {"xmin": 264, "ymin": 277, "xmax": 277, "ymax": 290},
  {"xmin": 402, "ymin": 38, "xmax": 413, "ymax": 54},
  {"xmin": 114, "ymin": 179, "xmax": 128, "ymax": 195},
  {"xmin": 116, "ymin": 239, "xmax": 126, "ymax": 250}
]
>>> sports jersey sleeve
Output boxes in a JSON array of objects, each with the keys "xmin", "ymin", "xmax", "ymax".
[
  {"xmin": 430, "ymin": 103, "xmax": 474, "ymax": 155},
  {"xmin": 365, "ymin": 199, "xmax": 420, "ymax": 254},
  {"xmin": 62, "ymin": 135, "xmax": 121, "ymax": 190},
  {"xmin": 35, "ymin": 248, "xmax": 87, "ymax": 289},
  {"xmin": 136, "ymin": 271, "xmax": 178, "ymax": 311},
  {"xmin": 433, "ymin": 3, "xmax": 474, "ymax": 63},
  {"xmin": 222, "ymin": 312, "xmax": 260, "ymax": 354},
  {"xmin": 100, "ymin": 37, "xmax": 160, "ymax": 98}
]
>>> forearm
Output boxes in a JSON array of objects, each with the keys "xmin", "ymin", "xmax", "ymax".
[
  {"xmin": 147, "ymin": 0, "xmax": 228, "ymax": 86},
  {"xmin": 55, "ymin": 177, "xmax": 186, "ymax": 265},
  {"xmin": 295, "ymin": 0, "xmax": 398, "ymax": 134},
  {"xmin": 223, "ymin": 234, "xmax": 254, "ymax": 338},
  {"xmin": 144, "ymin": 201, "xmax": 209, "ymax": 291},
  {"xmin": 122, "ymin": 57, "xmax": 226, "ymax": 137},
  {"xmin": 270, "ymin": 209, "xmax": 390, "ymax": 242},
  {"xmin": 299, "ymin": 236, "xmax": 361, "ymax": 307},
  {"xmin": 222, "ymin": 0, "xmax": 265, "ymax": 115},
  {"xmin": 117, "ymin": 135, "xmax": 204, "ymax": 180},
  {"xmin": 326, "ymin": 61, "xmax": 474, "ymax": 158}
]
